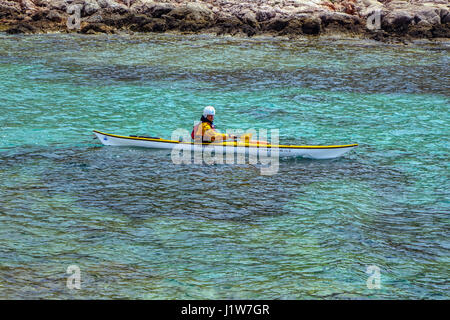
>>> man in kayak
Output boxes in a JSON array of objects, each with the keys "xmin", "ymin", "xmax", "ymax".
[{"xmin": 192, "ymin": 106, "xmax": 237, "ymax": 143}]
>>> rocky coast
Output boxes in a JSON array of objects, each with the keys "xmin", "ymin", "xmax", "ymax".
[{"xmin": 1, "ymin": 0, "xmax": 449, "ymax": 41}]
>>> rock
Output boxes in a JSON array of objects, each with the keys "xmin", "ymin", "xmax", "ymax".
[
  {"xmin": 85, "ymin": 14, "xmax": 104, "ymax": 23},
  {"xmin": 46, "ymin": 10, "xmax": 64, "ymax": 22},
  {"xmin": 442, "ymin": 11, "xmax": 450, "ymax": 24},
  {"xmin": 128, "ymin": 14, "xmax": 153, "ymax": 26},
  {"xmin": 31, "ymin": 9, "xmax": 50, "ymax": 21},
  {"xmin": 215, "ymin": 15, "xmax": 243, "ymax": 35},
  {"xmin": 5, "ymin": 22, "xmax": 37, "ymax": 34},
  {"xmin": 20, "ymin": 0, "xmax": 38, "ymax": 13},
  {"xmin": 130, "ymin": 0, "xmax": 158, "ymax": 15},
  {"xmin": 320, "ymin": 12, "xmax": 363, "ymax": 33},
  {"xmin": 186, "ymin": 2, "xmax": 214, "ymax": 20},
  {"xmin": 241, "ymin": 24, "xmax": 256, "ymax": 37},
  {"xmin": 102, "ymin": 13, "xmax": 138, "ymax": 28},
  {"xmin": 414, "ymin": 8, "xmax": 441, "ymax": 26},
  {"xmin": 381, "ymin": 11, "xmax": 414, "ymax": 34},
  {"xmin": 240, "ymin": 10, "xmax": 259, "ymax": 28},
  {"xmin": 283, "ymin": 18, "xmax": 303, "ymax": 34},
  {"xmin": 49, "ymin": 0, "xmax": 70, "ymax": 12},
  {"xmin": 0, "ymin": 0, "xmax": 448, "ymax": 40},
  {"xmin": 431, "ymin": 23, "xmax": 450, "ymax": 38},
  {"xmin": 302, "ymin": 17, "xmax": 322, "ymax": 35},
  {"xmin": 164, "ymin": 7, "xmax": 190, "ymax": 20},
  {"xmin": 83, "ymin": 0, "xmax": 101, "ymax": 17},
  {"xmin": 149, "ymin": 3, "xmax": 175, "ymax": 18},
  {"xmin": 80, "ymin": 22, "xmax": 114, "ymax": 34},
  {"xmin": 407, "ymin": 24, "xmax": 433, "ymax": 38},
  {"xmin": 0, "ymin": 1, "xmax": 21, "ymax": 18},
  {"xmin": 162, "ymin": 3, "xmax": 214, "ymax": 32},
  {"xmin": 255, "ymin": 9, "xmax": 276, "ymax": 22},
  {"xmin": 265, "ymin": 18, "xmax": 289, "ymax": 32},
  {"xmin": 141, "ymin": 18, "xmax": 167, "ymax": 32},
  {"xmin": 97, "ymin": 0, "xmax": 129, "ymax": 14}
]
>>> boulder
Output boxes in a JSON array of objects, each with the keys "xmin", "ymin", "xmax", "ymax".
[
  {"xmin": 150, "ymin": 3, "xmax": 175, "ymax": 18},
  {"xmin": 320, "ymin": 12, "xmax": 363, "ymax": 33},
  {"xmin": 186, "ymin": 2, "xmax": 214, "ymax": 21},
  {"xmin": 130, "ymin": 0, "xmax": 157, "ymax": 15},
  {"xmin": 5, "ymin": 22, "xmax": 37, "ymax": 34},
  {"xmin": 83, "ymin": 0, "xmax": 101, "ymax": 17},
  {"xmin": 49, "ymin": 0, "xmax": 70, "ymax": 12},
  {"xmin": 80, "ymin": 22, "xmax": 114, "ymax": 34},
  {"xmin": 442, "ymin": 11, "xmax": 450, "ymax": 24},
  {"xmin": 162, "ymin": 3, "xmax": 214, "ymax": 31},
  {"xmin": 31, "ymin": 9, "xmax": 50, "ymax": 21},
  {"xmin": 97, "ymin": 0, "xmax": 129, "ymax": 14},
  {"xmin": 85, "ymin": 14, "xmax": 104, "ymax": 23},
  {"xmin": 255, "ymin": 9, "xmax": 276, "ymax": 22},
  {"xmin": 240, "ymin": 10, "xmax": 259, "ymax": 28},
  {"xmin": 215, "ymin": 15, "xmax": 243, "ymax": 35},
  {"xmin": 241, "ymin": 24, "xmax": 257, "ymax": 37},
  {"xmin": 140, "ymin": 18, "xmax": 167, "ymax": 32},
  {"xmin": 0, "ymin": 1, "xmax": 21, "ymax": 18},
  {"xmin": 431, "ymin": 23, "xmax": 450, "ymax": 38},
  {"xmin": 381, "ymin": 10, "xmax": 414, "ymax": 34},
  {"xmin": 301, "ymin": 17, "xmax": 322, "ymax": 35},
  {"xmin": 46, "ymin": 10, "xmax": 64, "ymax": 23},
  {"xmin": 20, "ymin": 0, "xmax": 38, "ymax": 13},
  {"xmin": 414, "ymin": 8, "xmax": 441, "ymax": 26},
  {"xmin": 264, "ymin": 18, "xmax": 289, "ymax": 32}
]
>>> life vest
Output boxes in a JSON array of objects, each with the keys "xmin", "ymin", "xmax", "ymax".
[
  {"xmin": 191, "ymin": 116, "xmax": 215, "ymax": 140},
  {"xmin": 191, "ymin": 123, "xmax": 200, "ymax": 140}
]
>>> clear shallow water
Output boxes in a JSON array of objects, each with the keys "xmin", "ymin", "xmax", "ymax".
[{"xmin": 0, "ymin": 33, "xmax": 449, "ymax": 299}]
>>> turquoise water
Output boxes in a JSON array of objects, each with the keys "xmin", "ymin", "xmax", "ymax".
[{"xmin": 0, "ymin": 33, "xmax": 449, "ymax": 299}]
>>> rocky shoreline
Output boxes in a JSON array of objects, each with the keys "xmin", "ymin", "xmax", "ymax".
[{"xmin": 1, "ymin": 0, "xmax": 449, "ymax": 42}]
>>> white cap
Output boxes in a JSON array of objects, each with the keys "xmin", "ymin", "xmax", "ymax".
[{"xmin": 203, "ymin": 106, "xmax": 216, "ymax": 117}]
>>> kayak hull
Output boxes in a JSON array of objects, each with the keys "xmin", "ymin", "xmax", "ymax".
[{"xmin": 93, "ymin": 130, "xmax": 357, "ymax": 159}]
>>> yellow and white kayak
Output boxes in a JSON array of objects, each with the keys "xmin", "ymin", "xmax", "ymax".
[{"xmin": 93, "ymin": 130, "xmax": 358, "ymax": 159}]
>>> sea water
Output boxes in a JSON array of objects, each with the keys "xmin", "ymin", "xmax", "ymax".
[{"xmin": 0, "ymin": 33, "xmax": 448, "ymax": 299}]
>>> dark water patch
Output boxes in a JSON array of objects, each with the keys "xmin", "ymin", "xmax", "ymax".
[
  {"xmin": 1, "ymin": 144, "xmax": 430, "ymax": 224},
  {"xmin": 18, "ymin": 61, "xmax": 450, "ymax": 96}
]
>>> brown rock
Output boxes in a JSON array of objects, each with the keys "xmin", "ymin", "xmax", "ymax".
[
  {"xmin": 320, "ymin": 12, "xmax": 363, "ymax": 33},
  {"xmin": 97, "ymin": 0, "xmax": 129, "ymax": 14},
  {"xmin": 83, "ymin": 0, "xmax": 101, "ymax": 17},
  {"xmin": 381, "ymin": 11, "xmax": 414, "ymax": 34},
  {"xmin": 0, "ymin": 0, "xmax": 21, "ymax": 19},
  {"xmin": 302, "ymin": 17, "xmax": 322, "ymax": 35},
  {"xmin": 255, "ymin": 10, "xmax": 276, "ymax": 22},
  {"xmin": 6, "ymin": 22, "xmax": 37, "ymax": 34},
  {"xmin": 141, "ymin": 18, "xmax": 167, "ymax": 32},
  {"xmin": 264, "ymin": 18, "xmax": 289, "ymax": 32},
  {"xmin": 31, "ymin": 10, "xmax": 50, "ymax": 21},
  {"xmin": 49, "ymin": 0, "xmax": 69, "ymax": 12},
  {"xmin": 80, "ymin": 22, "xmax": 114, "ymax": 34},
  {"xmin": 215, "ymin": 15, "xmax": 243, "ymax": 35},
  {"xmin": 413, "ymin": 8, "xmax": 441, "ymax": 26},
  {"xmin": 240, "ymin": 10, "xmax": 259, "ymax": 29},
  {"xmin": 46, "ymin": 10, "xmax": 64, "ymax": 23},
  {"xmin": 149, "ymin": 3, "xmax": 175, "ymax": 18}
]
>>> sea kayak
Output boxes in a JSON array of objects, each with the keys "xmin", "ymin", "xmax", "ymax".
[{"xmin": 93, "ymin": 130, "xmax": 358, "ymax": 159}]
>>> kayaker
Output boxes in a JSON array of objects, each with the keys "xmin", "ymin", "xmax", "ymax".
[{"xmin": 192, "ymin": 106, "xmax": 236, "ymax": 142}]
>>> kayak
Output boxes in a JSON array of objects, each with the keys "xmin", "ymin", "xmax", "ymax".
[{"xmin": 93, "ymin": 130, "xmax": 357, "ymax": 159}]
